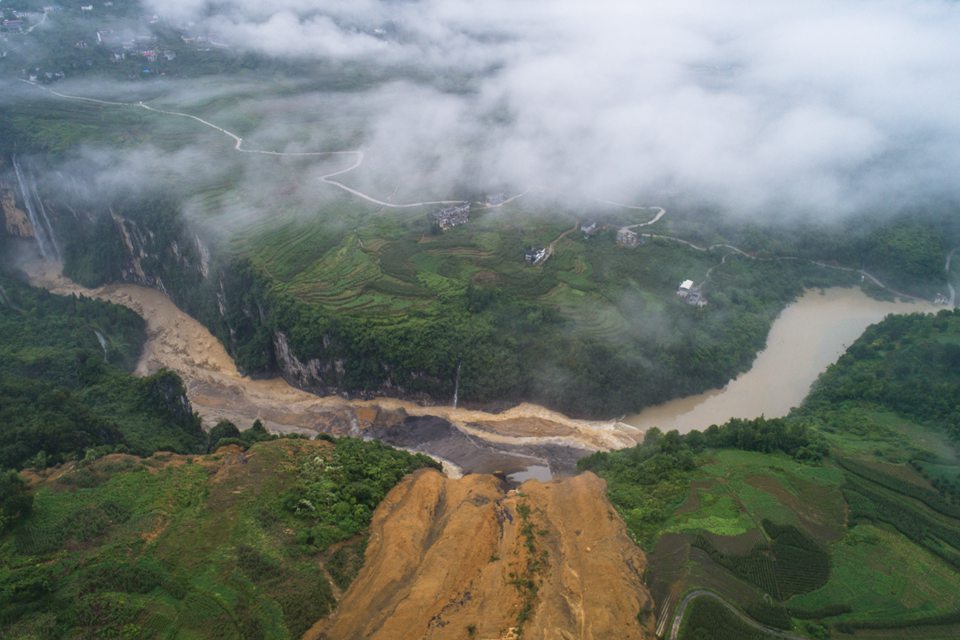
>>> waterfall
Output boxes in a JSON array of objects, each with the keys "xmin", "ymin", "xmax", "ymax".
[
  {"xmin": 452, "ymin": 359, "xmax": 462, "ymax": 408},
  {"xmin": 12, "ymin": 155, "xmax": 61, "ymax": 261},
  {"xmin": 94, "ymin": 330, "xmax": 109, "ymax": 360}
]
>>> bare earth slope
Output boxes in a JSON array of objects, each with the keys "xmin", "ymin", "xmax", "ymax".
[{"xmin": 310, "ymin": 470, "xmax": 655, "ymax": 640}]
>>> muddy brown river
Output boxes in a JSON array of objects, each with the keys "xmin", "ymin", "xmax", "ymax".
[
  {"xmin": 20, "ymin": 255, "xmax": 938, "ymax": 475},
  {"xmin": 626, "ymin": 287, "xmax": 936, "ymax": 433},
  {"xmin": 21, "ymin": 257, "xmax": 638, "ymax": 480}
]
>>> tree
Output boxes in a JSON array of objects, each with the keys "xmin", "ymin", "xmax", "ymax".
[
  {"xmin": 207, "ymin": 420, "xmax": 241, "ymax": 452},
  {"xmin": 0, "ymin": 470, "xmax": 32, "ymax": 532}
]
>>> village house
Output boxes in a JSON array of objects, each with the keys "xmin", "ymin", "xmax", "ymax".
[
  {"xmin": 524, "ymin": 247, "xmax": 548, "ymax": 265},
  {"xmin": 677, "ymin": 280, "xmax": 708, "ymax": 307},
  {"xmin": 430, "ymin": 203, "xmax": 470, "ymax": 232},
  {"xmin": 616, "ymin": 227, "xmax": 640, "ymax": 247},
  {"xmin": 581, "ymin": 221, "xmax": 599, "ymax": 238},
  {"xmin": 484, "ymin": 193, "xmax": 507, "ymax": 206}
]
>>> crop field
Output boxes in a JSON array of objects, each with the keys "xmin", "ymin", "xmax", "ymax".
[
  {"xmin": 666, "ymin": 450, "xmax": 846, "ymax": 541},
  {"xmin": 643, "ymin": 423, "xmax": 960, "ymax": 638},
  {"xmin": 232, "ymin": 201, "xmax": 738, "ymax": 343},
  {"xmin": 679, "ymin": 597, "xmax": 772, "ymax": 640},
  {"xmin": 788, "ymin": 524, "xmax": 960, "ymax": 627},
  {"xmin": 815, "ymin": 406, "xmax": 959, "ymax": 464}
]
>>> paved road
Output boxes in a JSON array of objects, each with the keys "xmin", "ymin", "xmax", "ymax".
[
  {"xmin": 669, "ymin": 590, "xmax": 809, "ymax": 640},
  {"xmin": 18, "ymin": 79, "xmax": 958, "ymax": 305},
  {"xmin": 642, "ymin": 232, "xmax": 928, "ymax": 303}
]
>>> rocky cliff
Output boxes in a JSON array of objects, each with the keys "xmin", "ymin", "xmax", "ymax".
[{"xmin": 1, "ymin": 186, "xmax": 34, "ymax": 238}]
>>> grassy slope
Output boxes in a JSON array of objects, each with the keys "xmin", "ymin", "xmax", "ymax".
[
  {"xmin": 0, "ymin": 437, "xmax": 437, "ymax": 640},
  {"xmin": 586, "ymin": 309, "xmax": 960, "ymax": 640},
  {"xmin": 5, "ymin": 73, "xmax": 953, "ymax": 417}
]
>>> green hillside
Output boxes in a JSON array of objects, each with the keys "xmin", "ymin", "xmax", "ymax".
[
  {"xmin": 0, "ymin": 270, "xmax": 204, "ymax": 468},
  {"xmin": 0, "ymin": 437, "xmax": 437, "ymax": 639},
  {"xmin": 583, "ymin": 308, "xmax": 960, "ymax": 639}
]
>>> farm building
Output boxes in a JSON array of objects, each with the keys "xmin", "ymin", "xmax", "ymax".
[
  {"xmin": 677, "ymin": 280, "xmax": 708, "ymax": 307},
  {"xmin": 616, "ymin": 228, "xmax": 640, "ymax": 247},
  {"xmin": 430, "ymin": 203, "xmax": 470, "ymax": 232}
]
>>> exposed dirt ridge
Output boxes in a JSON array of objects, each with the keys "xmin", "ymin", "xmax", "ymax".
[{"xmin": 309, "ymin": 469, "xmax": 655, "ymax": 640}]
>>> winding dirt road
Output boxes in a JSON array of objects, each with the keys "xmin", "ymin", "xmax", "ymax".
[
  {"xmin": 21, "ymin": 81, "xmax": 467, "ymax": 210},
  {"xmin": 668, "ymin": 590, "xmax": 807, "ymax": 640},
  {"xmin": 24, "ymin": 9, "xmax": 49, "ymax": 34}
]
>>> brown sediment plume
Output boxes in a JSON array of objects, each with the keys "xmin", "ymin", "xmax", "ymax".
[
  {"xmin": 308, "ymin": 469, "xmax": 655, "ymax": 640},
  {"xmin": 21, "ymin": 257, "xmax": 644, "ymax": 455}
]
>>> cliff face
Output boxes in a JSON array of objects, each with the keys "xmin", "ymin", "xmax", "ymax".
[
  {"xmin": 1, "ymin": 186, "xmax": 34, "ymax": 238},
  {"xmin": 310, "ymin": 470, "xmax": 655, "ymax": 640},
  {"xmin": 18, "ymin": 173, "xmax": 444, "ymax": 404}
]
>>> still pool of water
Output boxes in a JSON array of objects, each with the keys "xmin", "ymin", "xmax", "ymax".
[
  {"xmin": 625, "ymin": 288, "xmax": 936, "ymax": 434},
  {"xmin": 507, "ymin": 465, "xmax": 553, "ymax": 484}
]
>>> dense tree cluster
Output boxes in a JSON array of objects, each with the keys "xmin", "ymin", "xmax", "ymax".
[
  {"xmin": 0, "ymin": 271, "xmax": 205, "ymax": 470},
  {"xmin": 280, "ymin": 437, "xmax": 439, "ymax": 551},
  {"xmin": 805, "ymin": 309, "xmax": 960, "ymax": 437}
]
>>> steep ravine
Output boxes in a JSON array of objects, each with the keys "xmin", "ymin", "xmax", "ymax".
[
  {"xmin": 20, "ymin": 253, "xmax": 658, "ymax": 638},
  {"xmin": 21, "ymin": 256, "xmax": 643, "ymax": 477},
  {"xmin": 308, "ymin": 469, "xmax": 655, "ymax": 640}
]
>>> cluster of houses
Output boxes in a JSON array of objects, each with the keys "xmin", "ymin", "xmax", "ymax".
[
  {"xmin": 677, "ymin": 280, "xmax": 708, "ymax": 307},
  {"xmin": 0, "ymin": 8, "xmax": 31, "ymax": 32},
  {"xmin": 616, "ymin": 227, "xmax": 644, "ymax": 247},
  {"xmin": 27, "ymin": 69, "xmax": 66, "ymax": 82},
  {"xmin": 583, "ymin": 223, "xmax": 645, "ymax": 248},
  {"xmin": 430, "ymin": 203, "xmax": 470, "ymax": 232},
  {"xmin": 1, "ymin": 17, "xmax": 25, "ymax": 32}
]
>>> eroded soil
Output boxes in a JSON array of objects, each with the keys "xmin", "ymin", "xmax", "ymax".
[{"xmin": 309, "ymin": 470, "xmax": 655, "ymax": 640}]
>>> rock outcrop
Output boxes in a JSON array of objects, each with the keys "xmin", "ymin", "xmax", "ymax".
[{"xmin": 1, "ymin": 187, "xmax": 34, "ymax": 238}]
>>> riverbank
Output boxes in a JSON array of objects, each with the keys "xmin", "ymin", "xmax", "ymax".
[
  {"xmin": 20, "ymin": 255, "xmax": 640, "ymax": 479},
  {"xmin": 18, "ymin": 254, "xmax": 940, "ymax": 474},
  {"xmin": 626, "ymin": 287, "xmax": 936, "ymax": 433}
]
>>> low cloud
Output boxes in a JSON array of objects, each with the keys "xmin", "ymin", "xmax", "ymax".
[{"xmin": 21, "ymin": 0, "xmax": 960, "ymax": 220}]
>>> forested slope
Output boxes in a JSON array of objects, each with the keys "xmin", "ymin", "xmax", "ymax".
[
  {"xmin": 0, "ymin": 269, "xmax": 204, "ymax": 468},
  {"xmin": 584, "ymin": 309, "xmax": 960, "ymax": 640}
]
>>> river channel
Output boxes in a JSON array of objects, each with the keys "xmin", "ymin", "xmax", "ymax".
[
  {"xmin": 625, "ymin": 287, "xmax": 936, "ymax": 433},
  {"xmin": 19, "ymin": 254, "xmax": 941, "ymax": 475}
]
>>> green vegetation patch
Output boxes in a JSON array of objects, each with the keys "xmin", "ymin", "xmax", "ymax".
[
  {"xmin": 0, "ymin": 271, "xmax": 204, "ymax": 469},
  {"xmin": 679, "ymin": 596, "xmax": 774, "ymax": 640},
  {"xmin": 788, "ymin": 524, "xmax": 960, "ymax": 627},
  {"xmin": 0, "ymin": 437, "xmax": 438, "ymax": 639}
]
